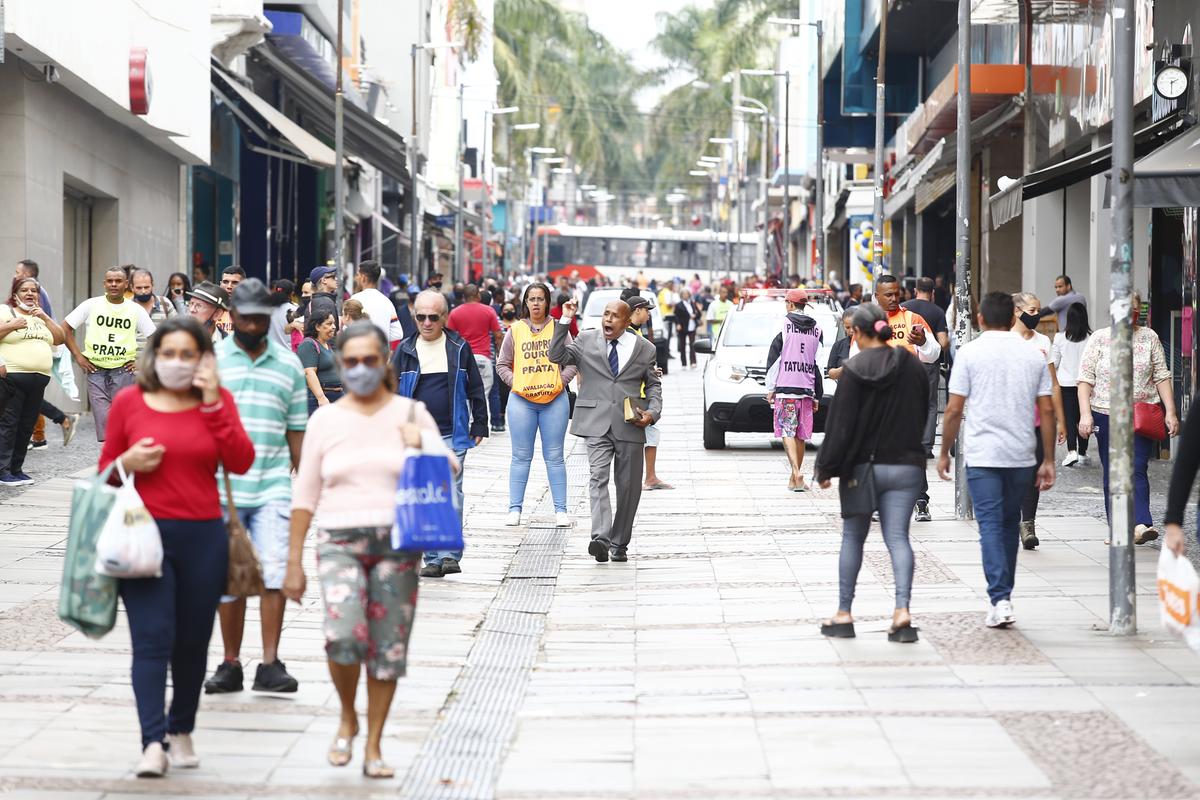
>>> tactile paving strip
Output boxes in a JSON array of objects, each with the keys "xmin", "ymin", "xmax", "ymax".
[{"xmin": 399, "ymin": 520, "xmax": 569, "ymax": 799}]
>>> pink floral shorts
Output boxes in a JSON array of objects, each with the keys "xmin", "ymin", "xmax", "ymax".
[
  {"xmin": 773, "ymin": 396, "xmax": 814, "ymax": 441},
  {"xmin": 316, "ymin": 527, "xmax": 420, "ymax": 681}
]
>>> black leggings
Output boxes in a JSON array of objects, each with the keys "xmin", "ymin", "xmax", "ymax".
[
  {"xmin": 1060, "ymin": 386, "xmax": 1089, "ymax": 456},
  {"xmin": 0, "ymin": 373, "xmax": 49, "ymax": 474},
  {"xmin": 677, "ymin": 329, "xmax": 696, "ymax": 366},
  {"xmin": 1021, "ymin": 428, "xmax": 1045, "ymax": 522},
  {"xmin": 40, "ymin": 400, "xmax": 65, "ymax": 424}
]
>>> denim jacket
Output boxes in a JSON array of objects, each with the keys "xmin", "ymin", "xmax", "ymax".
[{"xmin": 392, "ymin": 330, "xmax": 488, "ymax": 450}]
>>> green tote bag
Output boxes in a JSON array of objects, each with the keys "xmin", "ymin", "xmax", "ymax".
[{"xmin": 58, "ymin": 464, "xmax": 120, "ymax": 638}]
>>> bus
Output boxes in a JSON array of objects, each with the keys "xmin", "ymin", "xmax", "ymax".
[{"xmin": 528, "ymin": 224, "xmax": 760, "ymax": 285}]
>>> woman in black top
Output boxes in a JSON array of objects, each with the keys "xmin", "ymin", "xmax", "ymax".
[
  {"xmin": 1165, "ymin": 405, "xmax": 1200, "ymax": 555},
  {"xmin": 814, "ymin": 304, "xmax": 929, "ymax": 642},
  {"xmin": 298, "ymin": 308, "xmax": 341, "ymax": 415}
]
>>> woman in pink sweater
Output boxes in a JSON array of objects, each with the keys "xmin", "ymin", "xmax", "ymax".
[{"xmin": 283, "ymin": 322, "xmax": 456, "ymax": 779}]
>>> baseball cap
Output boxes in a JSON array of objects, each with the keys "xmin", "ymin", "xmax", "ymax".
[
  {"xmin": 626, "ymin": 295, "xmax": 652, "ymax": 311},
  {"xmin": 229, "ymin": 277, "xmax": 274, "ymax": 316},
  {"xmin": 785, "ymin": 288, "xmax": 809, "ymax": 305},
  {"xmin": 309, "ymin": 265, "xmax": 336, "ymax": 284},
  {"xmin": 185, "ymin": 281, "xmax": 229, "ymax": 310}
]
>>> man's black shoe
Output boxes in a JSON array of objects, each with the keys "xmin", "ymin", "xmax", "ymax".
[
  {"xmin": 203, "ymin": 659, "xmax": 243, "ymax": 694},
  {"xmin": 253, "ymin": 659, "xmax": 299, "ymax": 693},
  {"xmin": 610, "ymin": 547, "xmax": 628, "ymax": 562},
  {"xmin": 419, "ymin": 561, "xmax": 444, "ymax": 578},
  {"xmin": 491, "ymin": 423, "xmax": 506, "ymax": 432},
  {"xmin": 587, "ymin": 539, "xmax": 609, "ymax": 563},
  {"xmin": 441, "ymin": 557, "xmax": 462, "ymax": 575}
]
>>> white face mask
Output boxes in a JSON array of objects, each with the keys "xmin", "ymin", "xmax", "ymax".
[
  {"xmin": 155, "ymin": 358, "xmax": 197, "ymax": 391},
  {"xmin": 16, "ymin": 300, "xmax": 35, "ymax": 312}
]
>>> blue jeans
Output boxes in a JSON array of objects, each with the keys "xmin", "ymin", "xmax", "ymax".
[
  {"xmin": 424, "ymin": 435, "xmax": 467, "ymax": 566},
  {"xmin": 838, "ymin": 464, "xmax": 923, "ymax": 611},
  {"xmin": 119, "ymin": 519, "xmax": 227, "ymax": 748},
  {"xmin": 507, "ymin": 392, "xmax": 569, "ymax": 513},
  {"xmin": 488, "ymin": 365, "xmax": 503, "ymax": 425},
  {"xmin": 1093, "ymin": 412, "xmax": 1154, "ymax": 526},
  {"xmin": 967, "ymin": 465, "xmax": 1036, "ymax": 604}
]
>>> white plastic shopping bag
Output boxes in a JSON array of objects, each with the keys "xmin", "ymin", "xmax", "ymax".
[
  {"xmin": 1157, "ymin": 547, "xmax": 1200, "ymax": 652},
  {"xmin": 94, "ymin": 462, "xmax": 162, "ymax": 579}
]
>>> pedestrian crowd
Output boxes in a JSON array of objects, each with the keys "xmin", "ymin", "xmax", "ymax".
[{"xmin": 10, "ymin": 254, "xmax": 1185, "ymax": 780}]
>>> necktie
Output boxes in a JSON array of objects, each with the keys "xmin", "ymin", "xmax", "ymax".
[{"xmin": 609, "ymin": 340, "xmax": 620, "ymax": 377}]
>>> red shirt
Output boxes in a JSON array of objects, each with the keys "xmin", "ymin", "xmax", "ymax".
[
  {"xmin": 447, "ymin": 301, "xmax": 501, "ymax": 358},
  {"xmin": 549, "ymin": 305, "xmax": 580, "ymax": 337},
  {"xmin": 98, "ymin": 386, "xmax": 255, "ymax": 520}
]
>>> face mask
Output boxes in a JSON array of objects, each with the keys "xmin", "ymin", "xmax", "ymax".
[
  {"xmin": 134, "ymin": 292, "xmax": 154, "ymax": 304},
  {"xmin": 1019, "ymin": 312, "xmax": 1040, "ymax": 331},
  {"xmin": 155, "ymin": 358, "xmax": 196, "ymax": 391},
  {"xmin": 233, "ymin": 328, "xmax": 267, "ymax": 349},
  {"xmin": 429, "ymin": 282, "xmax": 443, "ymax": 290},
  {"xmin": 502, "ymin": 310, "xmax": 516, "ymax": 320},
  {"xmin": 17, "ymin": 301, "xmax": 35, "ymax": 312},
  {"xmin": 342, "ymin": 363, "xmax": 385, "ymax": 396}
]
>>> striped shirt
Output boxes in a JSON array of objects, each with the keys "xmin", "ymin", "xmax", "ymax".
[{"xmin": 216, "ymin": 336, "xmax": 307, "ymax": 508}]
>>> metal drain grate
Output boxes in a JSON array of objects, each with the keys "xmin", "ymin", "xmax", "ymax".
[{"xmin": 399, "ymin": 523, "xmax": 569, "ymax": 799}]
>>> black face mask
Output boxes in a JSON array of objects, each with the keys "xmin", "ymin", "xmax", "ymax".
[
  {"xmin": 502, "ymin": 310, "xmax": 516, "ymax": 320},
  {"xmin": 133, "ymin": 293, "xmax": 154, "ymax": 304},
  {"xmin": 234, "ymin": 328, "xmax": 267, "ymax": 350},
  {"xmin": 1019, "ymin": 312, "xmax": 1040, "ymax": 331},
  {"xmin": 429, "ymin": 282, "xmax": 443, "ymax": 290}
]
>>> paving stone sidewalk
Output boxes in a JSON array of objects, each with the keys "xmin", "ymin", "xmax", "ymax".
[{"xmin": 0, "ymin": 366, "xmax": 1198, "ymax": 799}]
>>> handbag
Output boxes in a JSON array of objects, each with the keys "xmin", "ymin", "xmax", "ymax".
[
  {"xmin": 391, "ymin": 404, "xmax": 465, "ymax": 553},
  {"xmin": 58, "ymin": 463, "xmax": 120, "ymax": 638},
  {"xmin": 94, "ymin": 460, "xmax": 163, "ymax": 578},
  {"xmin": 1134, "ymin": 402, "xmax": 1167, "ymax": 441},
  {"xmin": 223, "ymin": 469, "xmax": 265, "ymax": 597},
  {"xmin": 837, "ymin": 391, "xmax": 897, "ymax": 519}
]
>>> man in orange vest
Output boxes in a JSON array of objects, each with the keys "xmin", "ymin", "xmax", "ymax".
[{"xmin": 873, "ymin": 275, "xmax": 942, "ymax": 365}]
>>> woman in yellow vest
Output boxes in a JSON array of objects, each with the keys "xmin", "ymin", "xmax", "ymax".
[
  {"xmin": 497, "ymin": 283, "xmax": 577, "ymax": 529},
  {"xmin": 0, "ymin": 276, "xmax": 66, "ymax": 486}
]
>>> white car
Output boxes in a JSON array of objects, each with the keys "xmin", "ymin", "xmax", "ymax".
[
  {"xmin": 695, "ymin": 292, "xmax": 844, "ymax": 449},
  {"xmin": 579, "ymin": 288, "xmax": 670, "ymax": 371}
]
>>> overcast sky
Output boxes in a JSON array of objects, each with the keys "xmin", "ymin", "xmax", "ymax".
[{"xmin": 580, "ymin": 0, "xmax": 698, "ymax": 108}]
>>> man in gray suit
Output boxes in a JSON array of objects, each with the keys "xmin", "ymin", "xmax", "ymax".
[{"xmin": 550, "ymin": 298, "xmax": 663, "ymax": 562}]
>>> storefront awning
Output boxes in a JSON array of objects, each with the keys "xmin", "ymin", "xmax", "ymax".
[
  {"xmin": 1103, "ymin": 124, "xmax": 1200, "ymax": 208},
  {"xmin": 253, "ymin": 41, "xmax": 408, "ymax": 180},
  {"xmin": 988, "ymin": 113, "xmax": 1190, "ymax": 227},
  {"xmin": 211, "ymin": 65, "xmax": 336, "ymax": 167}
]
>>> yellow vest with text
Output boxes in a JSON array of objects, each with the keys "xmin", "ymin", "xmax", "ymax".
[
  {"xmin": 84, "ymin": 299, "xmax": 141, "ymax": 369},
  {"xmin": 510, "ymin": 320, "xmax": 563, "ymax": 403}
]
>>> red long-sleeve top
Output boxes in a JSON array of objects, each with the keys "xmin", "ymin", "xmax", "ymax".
[{"xmin": 98, "ymin": 386, "xmax": 255, "ymax": 520}]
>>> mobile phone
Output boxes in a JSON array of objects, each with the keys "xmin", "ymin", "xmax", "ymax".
[{"xmin": 910, "ymin": 324, "xmax": 923, "ymax": 337}]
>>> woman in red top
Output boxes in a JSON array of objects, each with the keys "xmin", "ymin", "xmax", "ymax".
[{"xmin": 98, "ymin": 316, "xmax": 254, "ymax": 778}]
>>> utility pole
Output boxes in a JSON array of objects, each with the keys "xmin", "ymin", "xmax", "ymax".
[
  {"xmin": 814, "ymin": 20, "xmax": 825, "ymax": 284},
  {"xmin": 455, "ymin": 82, "xmax": 465, "ymax": 281},
  {"xmin": 783, "ymin": 70, "xmax": 791, "ymax": 276},
  {"xmin": 334, "ymin": 0, "xmax": 346, "ymax": 316},
  {"xmin": 409, "ymin": 44, "xmax": 421, "ymax": 284},
  {"xmin": 1108, "ymin": 0, "xmax": 1137, "ymax": 635},
  {"xmin": 871, "ymin": 0, "xmax": 888, "ymax": 278},
  {"xmin": 953, "ymin": 0, "xmax": 973, "ymax": 519}
]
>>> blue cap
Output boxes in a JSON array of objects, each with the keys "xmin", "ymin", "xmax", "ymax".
[{"xmin": 309, "ymin": 265, "xmax": 335, "ymax": 284}]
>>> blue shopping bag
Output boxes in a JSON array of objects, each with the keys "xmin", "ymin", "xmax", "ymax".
[{"xmin": 391, "ymin": 450, "xmax": 464, "ymax": 552}]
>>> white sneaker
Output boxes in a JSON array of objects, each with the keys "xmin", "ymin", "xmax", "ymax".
[
  {"xmin": 1077, "ymin": 455, "xmax": 1091, "ymax": 467},
  {"xmin": 135, "ymin": 741, "xmax": 168, "ymax": 778},
  {"xmin": 555, "ymin": 512, "xmax": 572, "ymax": 528},
  {"xmin": 1061, "ymin": 451, "xmax": 1079, "ymax": 467},
  {"xmin": 166, "ymin": 733, "xmax": 199, "ymax": 768},
  {"xmin": 996, "ymin": 599, "xmax": 1016, "ymax": 624},
  {"xmin": 505, "ymin": 511, "xmax": 522, "ymax": 527}
]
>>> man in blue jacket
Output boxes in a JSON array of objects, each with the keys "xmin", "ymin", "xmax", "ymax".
[{"xmin": 392, "ymin": 289, "xmax": 488, "ymax": 577}]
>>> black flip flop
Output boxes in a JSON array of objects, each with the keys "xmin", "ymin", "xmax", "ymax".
[
  {"xmin": 820, "ymin": 621, "xmax": 856, "ymax": 638},
  {"xmin": 887, "ymin": 624, "xmax": 919, "ymax": 643}
]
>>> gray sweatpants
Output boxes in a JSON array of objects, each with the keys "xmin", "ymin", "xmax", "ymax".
[
  {"xmin": 585, "ymin": 431, "xmax": 644, "ymax": 549},
  {"xmin": 87, "ymin": 367, "xmax": 136, "ymax": 441}
]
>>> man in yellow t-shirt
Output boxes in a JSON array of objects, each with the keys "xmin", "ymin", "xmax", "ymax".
[{"xmin": 63, "ymin": 266, "xmax": 156, "ymax": 441}]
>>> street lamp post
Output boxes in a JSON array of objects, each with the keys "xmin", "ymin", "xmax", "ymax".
[
  {"xmin": 508, "ymin": 122, "xmax": 540, "ymax": 273},
  {"xmin": 736, "ymin": 101, "xmax": 770, "ymax": 279},
  {"xmin": 872, "ymin": 0, "xmax": 889, "ymax": 277},
  {"xmin": 710, "ymin": 137, "xmax": 735, "ymax": 277},
  {"xmin": 740, "ymin": 68, "xmax": 792, "ymax": 275},
  {"xmin": 335, "ymin": 0, "xmax": 345, "ymax": 315},
  {"xmin": 524, "ymin": 146, "xmax": 555, "ymax": 271},
  {"xmin": 481, "ymin": 106, "xmax": 518, "ymax": 279},
  {"xmin": 409, "ymin": 40, "xmax": 461, "ymax": 285}
]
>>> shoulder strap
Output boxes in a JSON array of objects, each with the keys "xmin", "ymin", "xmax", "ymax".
[{"xmin": 222, "ymin": 466, "xmax": 239, "ymax": 521}]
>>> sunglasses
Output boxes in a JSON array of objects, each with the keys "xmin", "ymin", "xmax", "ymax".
[
  {"xmin": 342, "ymin": 355, "xmax": 383, "ymax": 369},
  {"xmin": 415, "ymin": 313, "xmax": 441, "ymax": 323}
]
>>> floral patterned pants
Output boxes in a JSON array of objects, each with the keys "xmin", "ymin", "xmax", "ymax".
[{"xmin": 316, "ymin": 527, "xmax": 420, "ymax": 681}]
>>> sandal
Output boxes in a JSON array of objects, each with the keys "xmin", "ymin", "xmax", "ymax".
[
  {"xmin": 362, "ymin": 758, "xmax": 395, "ymax": 779},
  {"xmin": 327, "ymin": 731, "xmax": 356, "ymax": 767},
  {"xmin": 887, "ymin": 623, "xmax": 920, "ymax": 643},
  {"xmin": 820, "ymin": 619, "xmax": 856, "ymax": 638}
]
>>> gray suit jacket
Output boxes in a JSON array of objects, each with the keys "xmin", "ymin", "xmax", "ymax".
[{"xmin": 548, "ymin": 323, "xmax": 663, "ymax": 443}]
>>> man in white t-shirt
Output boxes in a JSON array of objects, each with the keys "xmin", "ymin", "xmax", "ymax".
[
  {"xmin": 62, "ymin": 266, "xmax": 156, "ymax": 440},
  {"xmin": 350, "ymin": 260, "xmax": 403, "ymax": 346},
  {"xmin": 937, "ymin": 291, "xmax": 1056, "ymax": 630}
]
